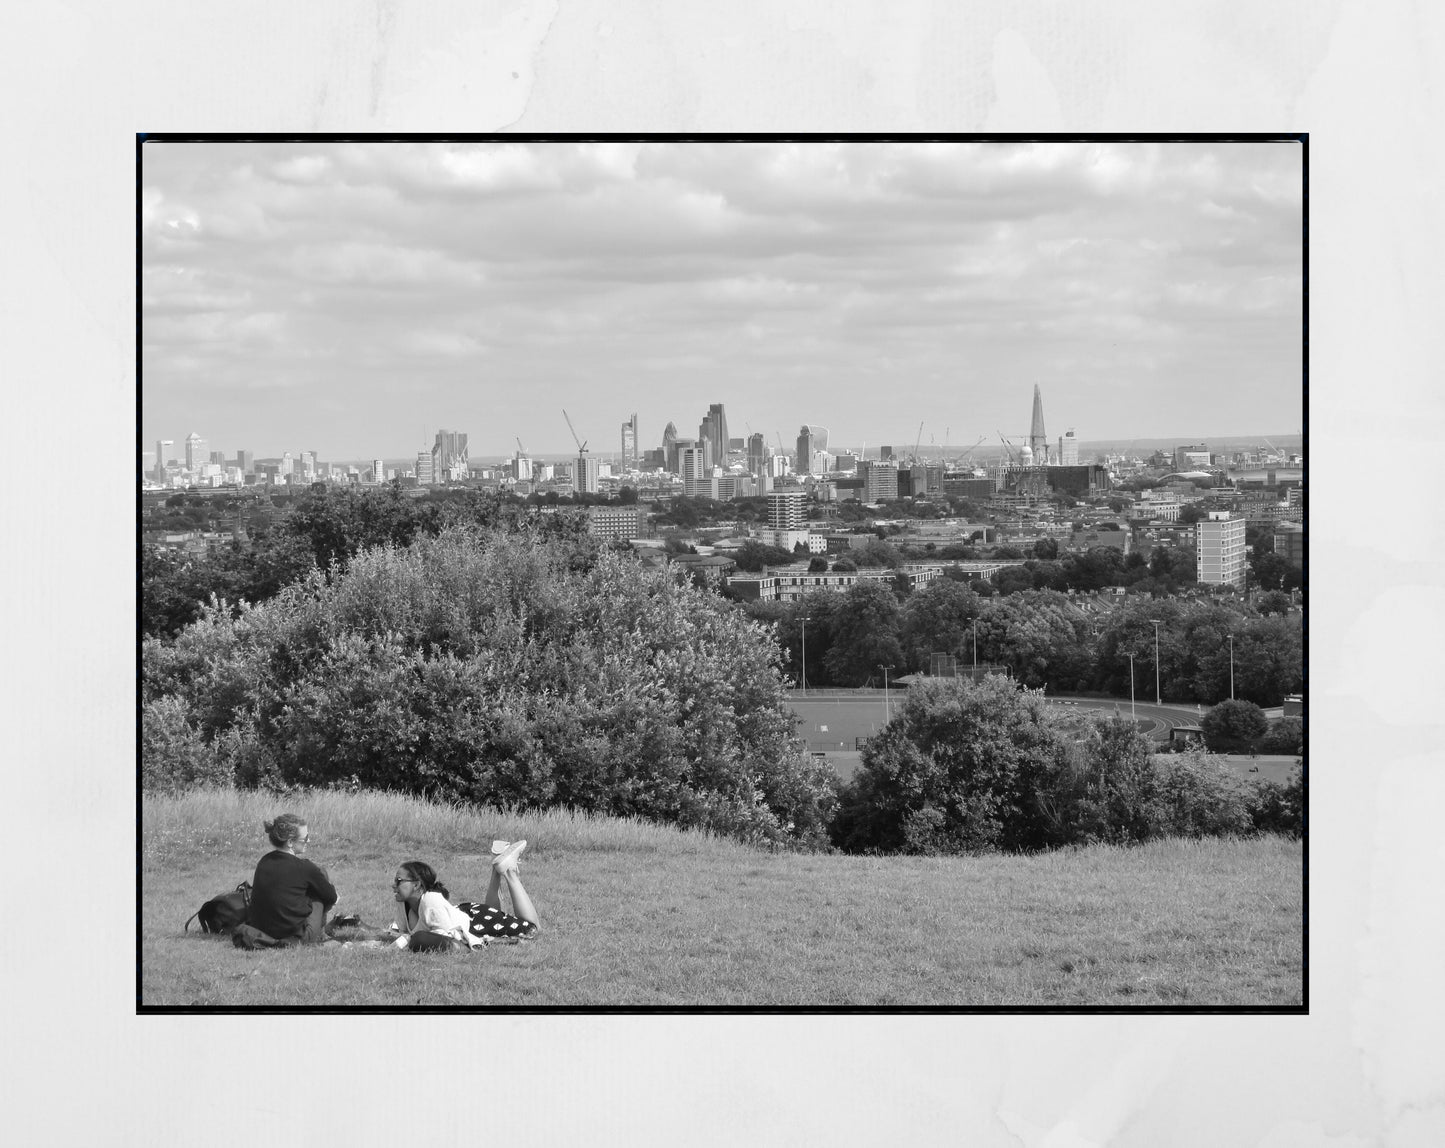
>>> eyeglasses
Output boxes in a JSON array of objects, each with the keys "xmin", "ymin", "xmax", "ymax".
[{"xmin": 393, "ymin": 877, "xmax": 417, "ymax": 887}]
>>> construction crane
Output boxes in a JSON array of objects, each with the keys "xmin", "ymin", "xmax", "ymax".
[
  {"xmin": 959, "ymin": 435, "xmax": 986, "ymax": 466},
  {"xmin": 562, "ymin": 410, "xmax": 587, "ymax": 454},
  {"xmin": 912, "ymin": 420, "xmax": 924, "ymax": 465},
  {"xmin": 775, "ymin": 431, "xmax": 786, "ymax": 455},
  {"xmin": 515, "ymin": 436, "xmax": 527, "ymax": 456},
  {"xmin": 998, "ymin": 431, "xmax": 1019, "ymax": 466}
]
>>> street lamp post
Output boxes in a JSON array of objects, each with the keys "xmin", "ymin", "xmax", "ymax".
[
  {"xmin": 880, "ymin": 665, "xmax": 894, "ymax": 722},
  {"xmin": 971, "ymin": 619, "xmax": 978, "ymax": 671},
  {"xmin": 1149, "ymin": 619, "xmax": 1163, "ymax": 705},
  {"xmin": 1126, "ymin": 651, "xmax": 1136, "ymax": 721},
  {"xmin": 1227, "ymin": 632, "xmax": 1235, "ymax": 701}
]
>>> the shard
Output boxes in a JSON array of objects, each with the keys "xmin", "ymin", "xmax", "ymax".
[{"xmin": 1028, "ymin": 385, "xmax": 1047, "ymax": 465}]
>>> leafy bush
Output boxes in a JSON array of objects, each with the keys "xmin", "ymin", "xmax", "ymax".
[
  {"xmin": 1259, "ymin": 717, "xmax": 1304, "ymax": 755},
  {"xmin": 1150, "ymin": 752, "xmax": 1254, "ymax": 837},
  {"xmin": 1247, "ymin": 764, "xmax": 1304, "ymax": 837},
  {"xmin": 140, "ymin": 696, "xmax": 236, "ymax": 794},
  {"xmin": 830, "ymin": 675, "xmax": 1069, "ymax": 854},
  {"xmin": 1200, "ymin": 699, "xmax": 1270, "ymax": 753},
  {"xmin": 141, "ymin": 525, "xmax": 836, "ymax": 849}
]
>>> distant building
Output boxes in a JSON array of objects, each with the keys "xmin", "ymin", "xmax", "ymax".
[
  {"xmin": 575, "ymin": 454, "xmax": 601, "ymax": 494},
  {"xmin": 621, "ymin": 412, "xmax": 639, "ymax": 470},
  {"xmin": 184, "ymin": 432, "xmax": 206, "ymax": 470},
  {"xmin": 1273, "ymin": 521, "xmax": 1304, "ymax": 568},
  {"xmin": 1196, "ymin": 511, "xmax": 1247, "ymax": 588},
  {"xmin": 767, "ymin": 491, "xmax": 808, "ymax": 530},
  {"xmin": 1059, "ymin": 429, "xmax": 1079, "ymax": 466},
  {"xmin": 432, "ymin": 430, "xmax": 468, "ymax": 482},
  {"xmin": 796, "ymin": 425, "xmax": 815, "ymax": 474},
  {"xmin": 1028, "ymin": 386, "xmax": 1048, "ymax": 464},
  {"xmin": 1174, "ymin": 444, "xmax": 1211, "ymax": 471},
  {"xmin": 858, "ymin": 460, "xmax": 899, "ymax": 501},
  {"xmin": 371, "ymin": 458, "xmax": 384, "ymax": 484},
  {"xmin": 699, "ymin": 404, "xmax": 729, "ymax": 466},
  {"xmin": 747, "ymin": 433, "xmax": 768, "ymax": 476},
  {"xmin": 586, "ymin": 505, "xmax": 649, "ymax": 541},
  {"xmin": 662, "ymin": 422, "xmax": 680, "ymax": 473},
  {"xmin": 415, "ymin": 451, "xmax": 435, "ymax": 486},
  {"xmin": 680, "ymin": 444, "xmax": 716, "ymax": 499}
]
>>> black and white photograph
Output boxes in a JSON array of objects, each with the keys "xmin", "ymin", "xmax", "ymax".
[{"xmin": 140, "ymin": 137, "xmax": 1304, "ymax": 1009}]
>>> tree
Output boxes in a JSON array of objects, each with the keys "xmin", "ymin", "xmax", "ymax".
[
  {"xmin": 899, "ymin": 580, "xmax": 983, "ymax": 672},
  {"xmin": 733, "ymin": 539, "xmax": 794, "ymax": 572},
  {"xmin": 1249, "ymin": 551, "xmax": 1294, "ymax": 593},
  {"xmin": 1032, "ymin": 537, "xmax": 1059, "ymax": 560},
  {"xmin": 1179, "ymin": 504, "xmax": 1207, "ymax": 525},
  {"xmin": 831, "ymin": 557, "xmax": 857, "ymax": 573},
  {"xmin": 821, "ymin": 582, "xmax": 905, "ymax": 686},
  {"xmin": 1200, "ymin": 699, "xmax": 1270, "ymax": 753},
  {"xmin": 807, "ymin": 556, "xmax": 829, "ymax": 573},
  {"xmin": 1255, "ymin": 590, "xmax": 1293, "ymax": 616},
  {"xmin": 992, "ymin": 566, "xmax": 1034, "ymax": 596},
  {"xmin": 617, "ymin": 485, "xmax": 639, "ymax": 505},
  {"xmin": 830, "ymin": 676, "xmax": 1068, "ymax": 854}
]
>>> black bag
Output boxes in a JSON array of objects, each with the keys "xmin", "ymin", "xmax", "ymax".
[{"xmin": 185, "ymin": 882, "xmax": 253, "ymax": 935}]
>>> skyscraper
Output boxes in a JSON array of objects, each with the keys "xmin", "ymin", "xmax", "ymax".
[
  {"xmin": 747, "ymin": 433, "xmax": 767, "ymax": 476},
  {"xmin": 699, "ymin": 403, "xmax": 729, "ymax": 466},
  {"xmin": 432, "ymin": 429, "xmax": 468, "ymax": 481},
  {"xmin": 1028, "ymin": 385, "xmax": 1047, "ymax": 465},
  {"xmin": 1196, "ymin": 512, "xmax": 1247, "ymax": 588},
  {"xmin": 680, "ymin": 444, "xmax": 715, "ymax": 498},
  {"xmin": 662, "ymin": 421, "xmax": 679, "ymax": 473},
  {"xmin": 767, "ymin": 491, "xmax": 806, "ymax": 530},
  {"xmin": 575, "ymin": 453, "xmax": 601, "ymax": 494},
  {"xmin": 1060, "ymin": 429, "xmax": 1079, "ymax": 467},
  {"xmin": 796, "ymin": 425, "xmax": 814, "ymax": 474},
  {"xmin": 185, "ymin": 432, "xmax": 206, "ymax": 470},
  {"xmin": 620, "ymin": 412, "xmax": 639, "ymax": 470},
  {"xmin": 415, "ymin": 451, "xmax": 435, "ymax": 485}
]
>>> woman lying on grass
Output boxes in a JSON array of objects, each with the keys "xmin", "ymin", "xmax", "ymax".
[{"xmin": 391, "ymin": 840, "xmax": 540, "ymax": 952}]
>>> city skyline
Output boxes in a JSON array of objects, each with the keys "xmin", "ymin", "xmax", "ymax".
[{"xmin": 143, "ymin": 140, "xmax": 1303, "ymax": 459}]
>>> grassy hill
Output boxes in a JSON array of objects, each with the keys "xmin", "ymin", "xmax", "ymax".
[{"xmin": 142, "ymin": 788, "xmax": 1302, "ymax": 1008}]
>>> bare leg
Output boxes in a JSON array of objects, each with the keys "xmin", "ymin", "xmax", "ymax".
[
  {"xmin": 483, "ymin": 869, "xmax": 504, "ymax": 912},
  {"xmin": 499, "ymin": 867, "xmax": 540, "ymax": 930}
]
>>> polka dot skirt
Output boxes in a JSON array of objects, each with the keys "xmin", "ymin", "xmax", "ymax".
[{"xmin": 456, "ymin": 902, "xmax": 537, "ymax": 942}]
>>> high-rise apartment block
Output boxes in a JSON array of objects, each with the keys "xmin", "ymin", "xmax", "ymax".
[
  {"xmin": 575, "ymin": 453, "xmax": 601, "ymax": 494},
  {"xmin": 432, "ymin": 430, "xmax": 468, "ymax": 482},
  {"xmin": 680, "ymin": 444, "xmax": 716, "ymax": 499},
  {"xmin": 859, "ymin": 460, "xmax": 899, "ymax": 502},
  {"xmin": 767, "ymin": 491, "xmax": 807, "ymax": 530},
  {"xmin": 1196, "ymin": 511, "xmax": 1247, "ymax": 588},
  {"xmin": 415, "ymin": 451, "xmax": 435, "ymax": 485},
  {"xmin": 371, "ymin": 458, "xmax": 385, "ymax": 483}
]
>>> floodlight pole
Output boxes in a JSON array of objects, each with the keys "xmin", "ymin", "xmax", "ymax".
[
  {"xmin": 1227, "ymin": 632, "xmax": 1235, "ymax": 700},
  {"xmin": 1126, "ymin": 651, "xmax": 1136, "ymax": 721},
  {"xmin": 971, "ymin": 619, "xmax": 978, "ymax": 670},
  {"xmin": 1149, "ymin": 619, "xmax": 1163, "ymax": 705},
  {"xmin": 881, "ymin": 665, "xmax": 893, "ymax": 722},
  {"xmin": 799, "ymin": 616, "xmax": 810, "ymax": 696}
]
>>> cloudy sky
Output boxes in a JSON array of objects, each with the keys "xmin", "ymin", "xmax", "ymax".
[{"xmin": 141, "ymin": 139, "xmax": 1302, "ymax": 462}]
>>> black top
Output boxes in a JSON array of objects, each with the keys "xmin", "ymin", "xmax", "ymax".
[{"xmin": 247, "ymin": 850, "xmax": 337, "ymax": 940}]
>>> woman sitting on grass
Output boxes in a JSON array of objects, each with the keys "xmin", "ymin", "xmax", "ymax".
[
  {"xmin": 242, "ymin": 812, "xmax": 338, "ymax": 946},
  {"xmin": 391, "ymin": 840, "xmax": 539, "ymax": 952}
]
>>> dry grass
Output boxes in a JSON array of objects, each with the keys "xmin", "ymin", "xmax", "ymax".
[{"xmin": 142, "ymin": 788, "xmax": 1303, "ymax": 1008}]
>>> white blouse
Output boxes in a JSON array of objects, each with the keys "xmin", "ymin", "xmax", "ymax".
[{"xmin": 392, "ymin": 890, "xmax": 485, "ymax": 949}]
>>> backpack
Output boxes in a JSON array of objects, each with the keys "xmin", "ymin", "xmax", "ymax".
[{"xmin": 185, "ymin": 881, "xmax": 253, "ymax": 935}]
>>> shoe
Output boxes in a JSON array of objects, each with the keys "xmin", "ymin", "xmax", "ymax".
[
  {"xmin": 490, "ymin": 840, "xmax": 511, "ymax": 855},
  {"xmin": 493, "ymin": 839, "xmax": 527, "ymax": 870}
]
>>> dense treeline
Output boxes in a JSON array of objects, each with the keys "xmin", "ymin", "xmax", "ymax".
[
  {"xmin": 830, "ymin": 677, "xmax": 1303, "ymax": 854},
  {"xmin": 744, "ymin": 579, "xmax": 1302, "ymax": 706},
  {"xmin": 142, "ymin": 525, "xmax": 838, "ymax": 849}
]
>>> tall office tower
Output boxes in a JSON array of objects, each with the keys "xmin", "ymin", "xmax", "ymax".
[
  {"xmin": 859, "ymin": 460, "xmax": 899, "ymax": 501},
  {"xmin": 432, "ymin": 429, "xmax": 468, "ymax": 481},
  {"xmin": 1028, "ymin": 385, "xmax": 1047, "ymax": 465},
  {"xmin": 209, "ymin": 451, "xmax": 226, "ymax": 466},
  {"xmin": 575, "ymin": 453, "xmax": 601, "ymax": 494},
  {"xmin": 280, "ymin": 451, "xmax": 294, "ymax": 476},
  {"xmin": 300, "ymin": 450, "xmax": 318, "ymax": 480},
  {"xmin": 680, "ymin": 444, "xmax": 715, "ymax": 498},
  {"xmin": 185, "ymin": 432, "xmax": 206, "ymax": 470},
  {"xmin": 746, "ymin": 433, "xmax": 767, "ymax": 475},
  {"xmin": 621, "ymin": 413, "xmax": 639, "ymax": 470},
  {"xmin": 662, "ymin": 421, "xmax": 679, "ymax": 473},
  {"xmin": 796, "ymin": 425, "xmax": 815, "ymax": 474},
  {"xmin": 153, "ymin": 439, "xmax": 174, "ymax": 479},
  {"xmin": 1060, "ymin": 429, "xmax": 1079, "ymax": 466},
  {"xmin": 416, "ymin": 451, "xmax": 435, "ymax": 485},
  {"xmin": 371, "ymin": 458, "xmax": 385, "ymax": 483},
  {"xmin": 235, "ymin": 450, "xmax": 254, "ymax": 474},
  {"xmin": 766, "ymin": 491, "xmax": 807, "ymax": 530},
  {"xmin": 879, "ymin": 445, "xmax": 894, "ymax": 462},
  {"xmin": 698, "ymin": 403, "xmax": 729, "ymax": 465},
  {"xmin": 1196, "ymin": 512, "xmax": 1247, "ymax": 588}
]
